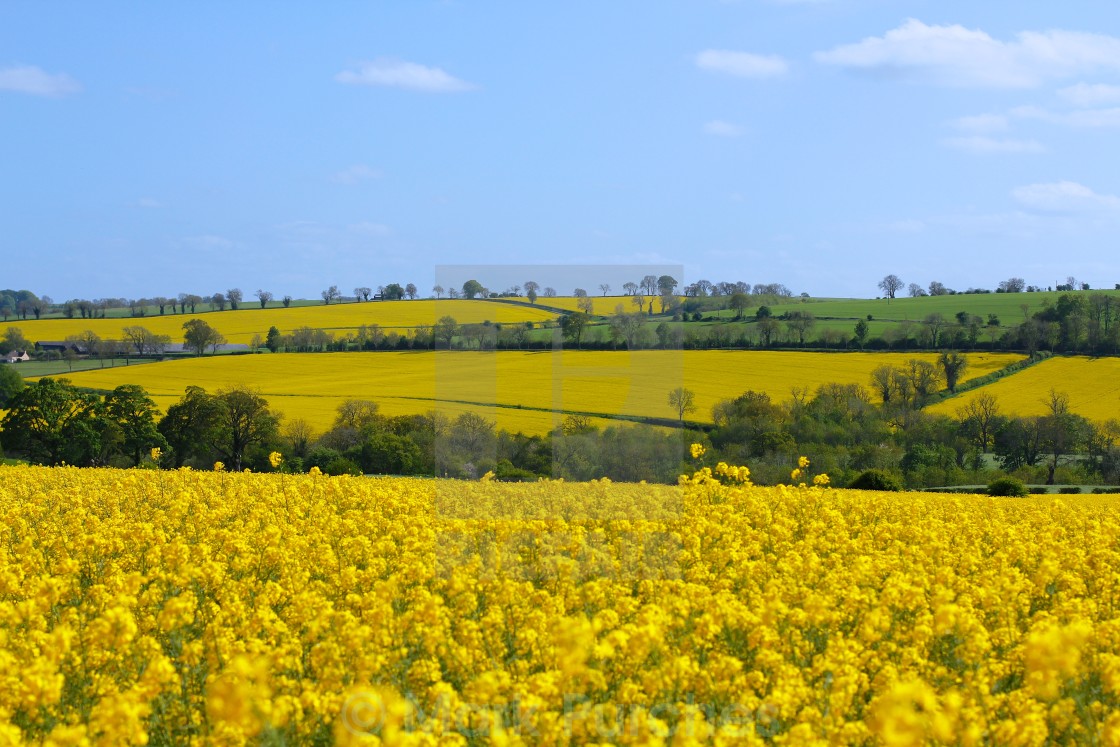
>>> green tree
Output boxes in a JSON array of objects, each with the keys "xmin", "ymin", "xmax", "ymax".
[
  {"xmin": 435, "ymin": 316, "xmax": 458, "ymax": 348},
  {"xmin": 938, "ymin": 350, "xmax": 968, "ymax": 392},
  {"xmin": 657, "ymin": 275, "xmax": 678, "ymax": 295},
  {"xmin": 560, "ymin": 312, "xmax": 590, "ymax": 348},
  {"xmin": 0, "ymin": 365, "xmax": 25, "ymax": 407},
  {"xmin": 213, "ymin": 386, "xmax": 281, "ymax": 471},
  {"xmin": 103, "ymin": 384, "xmax": 167, "ymax": 465},
  {"xmin": 183, "ymin": 318, "xmax": 226, "ymax": 356},
  {"xmin": 0, "ymin": 378, "xmax": 102, "ymax": 465},
  {"xmin": 158, "ymin": 386, "xmax": 225, "ymax": 467},
  {"xmin": 462, "ymin": 280, "xmax": 485, "ymax": 299},
  {"xmin": 854, "ymin": 319, "xmax": 870, "ymax": 348},
  {"xmin": 265, "ymin": 326, "xmax": 282, "ymax": 352},
  {"xmin": 729, "ymin": 293, "xmax": 749, "ymax": 320}
]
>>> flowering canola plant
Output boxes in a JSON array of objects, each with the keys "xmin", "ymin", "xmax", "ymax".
[{"xmin": 1, "ymin": 464, "xmax": 1119, "ymax": 745}]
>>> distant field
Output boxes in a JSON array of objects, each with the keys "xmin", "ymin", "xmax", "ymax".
[
  {"xmin": 4, "ymin": 299, "xmax": 558, "ymax": 346},
  {"xmin": 761, "ymin": 289, "xmax": 1120, "ymax": 324},
  {"xmin": 927, "ymin": 356, "xmax": 1120, "ymax": 423},
  {"xmin": 47, "ymin": 350, "xmax": 1021, "ymax": 435}
]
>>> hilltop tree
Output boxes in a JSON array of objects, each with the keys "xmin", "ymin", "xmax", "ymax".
[
  {"xmin": 405, "ymin": 283, "xmax": 418, "ymax": 300},
  {"xmin": 227, "ymin": 288, "xmax": 243, "ymax": 310},
  {"xmin": 599, "ymin": 284, "xmax": 611, "ymax": 296},
  {"xmin": 354, "ymin": 287, "xmax": 372, "ymax": 302},
  {"xmin": 878, "ymin": 274, "xmax": 904, "ymax": 302},
  {"xmin": 282, "ymin": 295, "xmax": 293, "ymax": 308},
  {"xmin": 462, "ymin": 280, "xmax": 485, "ymax": 299},
  {"xmin": 543, "ymin": 287, "xmax": 557, "ymax": 298},
  {"xmin": 640, "ymin": 275, "xmax": 658, "ymax": 296},
  {"xmin": 657, "ymin": 275, "xmax": 678, "ymax": 296},
  {"xmin": 255, "ymin": 289, "xmax": 273, "ymax": 308},
  {"xmin": 524, "ymin": 281, "xmax": 539, "ymax": 304},
  {"xmin": 432, "ymin": 285, "xmax": 444, "ymax": 299},
  {"xmin": 210, "ymin": 292, "xmax": 227, "ymax": 311},
  {"xmin": 383, "ymin": 283, "xmax": 405, "ymax": 301},
  {"xmin": 623, "ymin": 282, "xmax": 638, "ymax": 296},
  {"xmin": 183, "ymin": 319, "xmax": 226, "ymax": 356},
  {"xmin": 321, "ymin": 286, "xmax": 340, "ymax": 304}
]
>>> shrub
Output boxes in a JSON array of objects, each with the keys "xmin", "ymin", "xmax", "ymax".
[
  {"xmin": 847, "ymin": 469, "xmax": 902, "ymax": 492},
  {"xmin": 1058, "ymin": 486, "xmax": 1082, "ymax": 495},
  {"xmin": 324, "ymin": 456, "xmax": 362, "ymax": 476},
  {"xmin": 989, "ymin": 477, "xmax": 1029, "ymax": 497}
]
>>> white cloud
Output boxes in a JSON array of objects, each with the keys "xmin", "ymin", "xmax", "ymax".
[
  {"xmin": 942, "ymin": 136, "xmax": 1045, "ymax": 154},
  {"xmin": 949, "ymin": 113, "xmax": 1008, "ymax": 132},
  {"xmin": 336, "ymin": 59, "xmax": 474, "ymax": 92},
  {"xmin": 0, "ymin": 64, "xmax": 80, "ymax": 96},
  {"xmin": 349, "ymin": 222, "xmax": 391, "ymax": 236},
  {"xmin": 134, "ymin": 197, "xmax": 162, "ymax": 209},
  {"xmin": 1012, "ymin": 181, "xmax": 1120, "ymax": 212},
  {"xmin": 1013, "ymin": 104, "xmax": 1120, "ymax": 128},
  {"xmin": 695, "ymin": 50, "xmax": 788, "ymax": 79},
  {"xmin": 332, "ymin": 164, "xmax": 383, "ymax": 184},
  {"xmin": 703, "ymin": 119, "xmax": 744, "ymax": 136},
  {"xmin": 814, "ymin": 19, "xmax": 1120, "ymax": 88},
  {"xmin": 1058, "ymin": 82, "xmax": 1120, "ymax": 107}
]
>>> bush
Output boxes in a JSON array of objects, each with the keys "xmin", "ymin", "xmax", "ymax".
[
  {"xmin": 324, "ymin": 456, "xmax": 362, "ymax": 476},
  {"xmin": 847, "ymin": 469, "xmax": 903, "ymax": 492},
  {"xmin": 989, "ymin": 477, "xmax": 1029, "ymax": 497},
  {"xmin": 1058, "ymin": 486, "xmax": 1082, "ymax": 494}
]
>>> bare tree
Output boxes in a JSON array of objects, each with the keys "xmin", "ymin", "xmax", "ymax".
[
  {"xmin": 354, "ymin": 287, "xmax": 372, "ymax": 302},
  {"xmin": 227, "ymin": 288, "xmax": 243, "ymax": 310},
  {"xmin": 878, "ymin": 274, "xmax": 904, "ymax": 302},
  {"xmin": 432, "ymin": 284, "xmax": 444, "ymax": 298},
  {"xmin": 321, "ymin": 285, "xmax": 340, "ymax": 304},
  {"xmin": 668, "ymin": 387, "xmax": 697, "ymax": 423},
  {"xmin": 599, "ymin": 283, "xmax": 611, "ymax": 296},
  {"xmin": 255, "ymin": 289, "xmax": 273, "ymax": 308},
  {"xmin": 405, "ymin": 283, "xmax": 418, "ymax": 300}
]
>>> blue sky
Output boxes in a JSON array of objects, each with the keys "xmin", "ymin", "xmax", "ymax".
[{"xmin": 3, "ymin": 1, "xmax": 1120, "ymax": 301}]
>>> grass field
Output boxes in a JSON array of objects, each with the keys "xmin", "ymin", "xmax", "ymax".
[
  {"xmin": 4, "ymin": 299, "xmax": 559, "ymax": 346},
  {"xmin": 48, "ymin": 350, "xmax": 1022, "ymax": 435},
  {"xmin": 927, "ymin": 356, "xmax": 1120, "ymax": 423}
]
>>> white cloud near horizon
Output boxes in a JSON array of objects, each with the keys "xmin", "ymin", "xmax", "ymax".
[
  {"xmin": 942, "ymin": 136, "xmax": 1044, "ymax": 154},
  {"xmin": 696, "ymin": 49, "xmax": 788, "ymax": 78},
  {"xmin": 336, "ymin": 59, "xmax": 474, "ymax": 92},
  {"xmin": 0, "ymin": 64, "xmax": 80, "ymax": 96},
  {"xmin": 1013, "ymin": 181, "xmax": 1120, "ymax": 212},
  {"xmin": 815, "ymin": 19, "xmax": 1120, "ymax": 88},
  {"xmin": 703, "ymin": 119, "xmax": 744, "ymax": 136}
]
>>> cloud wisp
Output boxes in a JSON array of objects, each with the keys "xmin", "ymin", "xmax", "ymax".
[
  {"xmin": 695, "ymin": 50, "xmax": 788, "ymax": 79},
  {"xmin": 942, "ymin": 136, "xmax": 1045, "ymax": 154},
  {"xmin": 0, "ymin": 64, "xmax": 80, "ymax": 97},
  {"xmin": 1013, "ymin": 181, "xmax": 1120, "ymax": 213},
  {"xmin": 336, "ymin": 59, "xmax": 474, "ymax": 92},
  {"xmin": 703, "ymin": 119, "xmax": 744, "ymax": 137},
  {"xmin": 815, "ymin": 19, "xmax": 1120, "ymax": 88}
]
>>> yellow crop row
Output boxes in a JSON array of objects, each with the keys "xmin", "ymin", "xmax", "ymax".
[
  {"xmin": 1, "ymin": 464, "xmax": 1118, "ymax": 744},
  {"xmin": 4, "ymin": 300, "xmax": 558, "ymax": 346},
  {"xmin": 928, "ymin": 356, "xmax": 1120, "ymax": 423},
  {"xmin": 51, "ymin": 351, "xmax": 1022, "ymax": 435}
]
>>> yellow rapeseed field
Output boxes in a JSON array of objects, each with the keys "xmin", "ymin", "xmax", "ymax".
[
  {"xmin": 1, "ymin": 463, "xmax": 1118, "ymax": 744},
  {"xmin": 539, "ymin": 296, "xmax": 680, "ymax": 316},
  {"xmin": 51, "ymin": 351, "xmax": 1022, "ymax": 435},
  {"xmin": 5, "ymin": 300, "xmax": 558, "ymax": 346},
  {"xmin": 928, "ymin": 356, "xmax": 1120, "ymax": 423}
]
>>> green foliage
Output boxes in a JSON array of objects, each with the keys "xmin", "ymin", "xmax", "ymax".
[
  {"xmin": 847, "ymin": 469, "xmax": 903, "ymax": 491},
  {"xmin": 0, "ymin": 365, "xmax": 24, "ymax": 407},
  {"xmin": 0, "ymin": 378, "xmax": 102, "ymax": 466},
  {"xmin": 988, "ymin": 477, "xmax": 1028, "ymax": 497}
]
